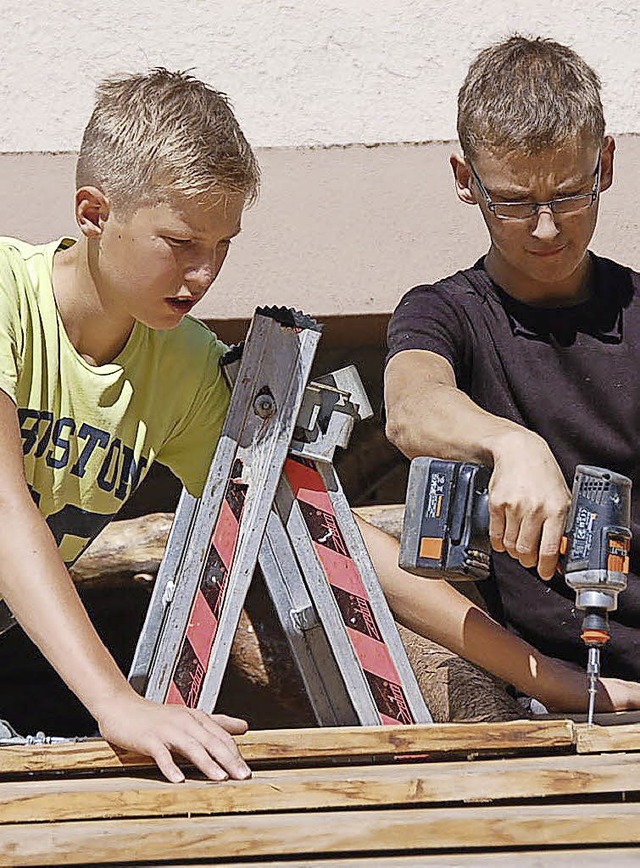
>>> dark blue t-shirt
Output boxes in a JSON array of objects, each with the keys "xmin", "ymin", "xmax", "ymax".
[{"xmin": 386, "ymin": 253, "xmax": 640, "ymax": 680}]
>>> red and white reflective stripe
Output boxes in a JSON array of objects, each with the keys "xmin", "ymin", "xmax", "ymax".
[
  {"xmin": 168, "ymin": 476, "xmax": 245, "ymax": 707},
  {"xmin": 285, "ymin": 455, "xmax": 414, "ymax": 725}
]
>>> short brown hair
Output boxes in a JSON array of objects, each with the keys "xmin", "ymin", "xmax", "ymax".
[
  {"xmin": 76, "ymin": 68, "xmax": 260, "ymax": 210},
  {"xmin": 457, "ymin": 36, "xmax": 605, "ymax": 160}
]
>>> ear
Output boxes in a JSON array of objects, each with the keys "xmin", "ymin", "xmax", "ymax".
[
  {"xmin": 599, "ymin": 135, "xmax": 615, "ymax": 194},
  {"xmin": 75, "ymin": 187, "xmax": 111, "ymax": 238},
  {"xmin": 450, "ymin": 153, "xmax": 478, "ymax": 205}
]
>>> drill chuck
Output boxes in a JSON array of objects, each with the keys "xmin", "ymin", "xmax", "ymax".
[{"xmin": 580, "ymin": 609, "xmax": 611, "ymax": 647}]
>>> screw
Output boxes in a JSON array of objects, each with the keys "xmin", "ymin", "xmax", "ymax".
[{"xmin": 254, "ymin": 393, "xmax": 276, "ymax": 419}]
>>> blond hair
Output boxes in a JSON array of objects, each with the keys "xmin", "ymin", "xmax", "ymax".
[
  {"xmin": 458, "ymin": 36, "xmax": 605, "ymax": 160},
  {"xmin": 76, "ymin": 68, "xmax": 260, "ymax": 210}
]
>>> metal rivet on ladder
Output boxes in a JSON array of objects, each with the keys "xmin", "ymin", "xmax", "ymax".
[{"xmin": 254, "ymin": 392, "xmax": 276, "ymax": 418}]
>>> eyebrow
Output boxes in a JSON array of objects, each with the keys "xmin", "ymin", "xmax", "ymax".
[
  {"xmin": 489, "ymin": 173, "xmax": 593, "ymax": 201},
  {"xmin": 165, "ymin": 224, "xmax": 243, "ymax": 240}
]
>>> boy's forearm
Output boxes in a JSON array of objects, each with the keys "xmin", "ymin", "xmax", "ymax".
[
  {"xmin": 357, "ymin": 517, "xmax": 587, "ymax": 711},
  {"xmin": 0, "ymin": 497, "xmax": 133, "ymax": 720},
  {"xmin": 385, "ymin": 365, "xmax": 523, "ymax": 465}
]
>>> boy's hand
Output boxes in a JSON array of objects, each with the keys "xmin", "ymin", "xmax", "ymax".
[
  {"xmin": 488, "ymin": 430, "xmax": 571, "ymax": 580},
  {"xmin": 96, "ymin": 693, "xmax": 251, "ymax": 783}
]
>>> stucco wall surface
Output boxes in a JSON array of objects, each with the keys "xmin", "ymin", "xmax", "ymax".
[
  {"xmin": 1, "ymin": 136, "xmax": 638, "ymax": 319},
  {"xmin": 0, "ymin": 0, "xmax": 638, "ymax": 152}
]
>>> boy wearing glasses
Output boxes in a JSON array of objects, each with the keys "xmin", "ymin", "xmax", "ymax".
[{"xmin": 383, "ymin": 36, "xmax": 640, "ymax": 696}]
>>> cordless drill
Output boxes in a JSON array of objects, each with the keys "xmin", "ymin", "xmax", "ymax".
[
  {"xmin": 559, "ymin": 466, "xmax": 632, "ymax": 723},
  {"xmin": 400, "ymin": 458, "xmax": 632, "ymax": 723}
]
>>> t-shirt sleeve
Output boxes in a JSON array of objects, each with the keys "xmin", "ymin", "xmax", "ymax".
[
  {"xmin": 156, "ymin": 336, "xmax": 231, "ymax": 498},
  {"xmin": 0, "ymin": 247, "xmax": 24, "ymax": 403},
  {"xmin": 386, "ymin": 283, "xmax": 470, "ymax": 385}
]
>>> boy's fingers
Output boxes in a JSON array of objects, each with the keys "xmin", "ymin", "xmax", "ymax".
[
  {"xmin": 200, "ymin": 730, "xmax": 251, "ymax": 779},
  {"xmin": 187, "ymin": 711, "xmax": 251, "ymax": 778},
  {"xmin": 515, "ymin": 516, "xmax": 542, "ymax": 569},
  {"xmin": 501, "ymin": 509, "xmax": 523, "ymax": 559},
  {"xmin": 537, "ymin": 516, "xmax": 564, "ymax": 580},
  {"xmin": 489, "ymin": 503, "xmax": 506, "ymax": 552},
  {"xmin": 149, "ymin": 741, "xmax": 185, "ymax": 784},
  {"xmin": 172, "ymin": 734, "xmax": 229, "ymax": 781},
  {"xmin": 210, "ymin": 713, "xmax": 249, "ymax": 734}
]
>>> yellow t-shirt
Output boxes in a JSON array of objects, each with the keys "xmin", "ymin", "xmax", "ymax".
[{"xmin": 0, "ymin": 237, "xmax": 230, "ymax": 565}]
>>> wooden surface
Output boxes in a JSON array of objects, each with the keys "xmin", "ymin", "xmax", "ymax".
[
  {"xmin": 2, "ymin": 720, "xmax": 640, "ymax": 866},
  {"xmin": 0, "ymin": 719, "xmax": 574, "ymax": 775},
  {"xmin": 156, "ymin": 852, "xmax": 640, "ymax": 867},
  {"xmin": 577, "ymin": 721, "xmax": 640, "ymax": 753},
  {"xmin": 1, "ymin": 752, "xmax": 639, "ymax": 824},
  {"xmin": 3, "ymin": 802, "xmax": 640, "ymax": 866}
]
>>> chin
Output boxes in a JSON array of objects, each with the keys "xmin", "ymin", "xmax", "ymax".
[
  {"xmin": 521, "ymin": 254, "xmax": 583, "ymax": 285},
  {"xmin": 137, "ymin": 313, "xmax": 184, "ymax": 331}
]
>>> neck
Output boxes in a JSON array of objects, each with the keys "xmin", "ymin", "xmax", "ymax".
[
  {"xmin": 52, "ymin": 238, "xmax": 135, "ymax": 366},
  {"xmin": 485, "ymin": 247, "xmax": 593, "ymax": 307}
]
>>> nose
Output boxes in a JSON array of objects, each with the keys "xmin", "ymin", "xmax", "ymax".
[
  {"xmin": 184, "ymin": 255, "xmax": 220, "ymax": 293},
  {"xmin": 184, "ymin": 265, "xmax": 214, "ymax": 292},
  {"xmin": 531, "ymin": 206, "xmax": 560, "ymax": 241}
]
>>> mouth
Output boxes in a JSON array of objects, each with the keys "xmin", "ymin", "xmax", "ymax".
[
  {"xmin": 166, "ymin": 297, "xmax": 198, "ymax": 314},
  {"xmin": 527, "ymin": 245, "xmax": 567, "ymax": 258}
]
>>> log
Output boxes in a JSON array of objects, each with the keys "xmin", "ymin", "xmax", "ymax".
[
  {"xmin": 68, "ymin": 509, "xmax": 524, "ymax": 725},
  {"xmin": 69, "ymin": 513, "xmax": 172, "ymax": 587},
  {"xmin": 67, "ymin": 508, "xmax": 407, "ymax": 586}
]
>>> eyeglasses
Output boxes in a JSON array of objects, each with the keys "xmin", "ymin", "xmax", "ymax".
[{"xmin": 469, "ymin": 154, "xmax": 601, "ymax": 221}]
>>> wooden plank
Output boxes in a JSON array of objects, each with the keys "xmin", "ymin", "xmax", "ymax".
[
  {"xmin": 0, "ymin": 720, "xmax": 575, "ymax": 776},
  {"xmin": 577, "ymin": 722, "xmax": 640, "ymax": 754},
  {"xmin": 162, "ymin": 850, "xmax": 640, "ymax": 868},
  {"xmin": 0, "ymin": 752, "xmax": 638, "ymax": 824},
  {"xmin": 542, "ymin": 710, "xmax": 640, "ymax": 726},
  {"xmin": 2, "ymin": 802, "xmax": 640, "ymax": 865}
]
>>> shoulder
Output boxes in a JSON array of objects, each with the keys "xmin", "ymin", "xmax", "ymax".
[
  {"xmin": 0, "ymin": 238, "xmax": 34, "ymax": 309},
  {"xmin": 138, "ymin": 316, "xmax": 229, "ymax": 393},
  {"xmin": 394, "ymin": 262, "xmax": 492, "ymax": 314},
  {"xmin": 174, "ymin": 314, "xmax": 228, "ymax": 352},
  {"xmin": 0, "ymin": 236, "xmax": 61, "ymax": 266},
  {"xmin": 0, "ymin": 238, "xmax": 29, "ymax": 280},
  {"xmin": 0, "ymin": 237, "xmax": 68, "ymax": 296},
  {"xmin": 391, "ymin": 263, "xmax": 492, "ymax": 328},
  {"xmin": 387, "ymin": 265, "xmax": 491, "ymax": 371},
  {"xmin": 591, "ymin": 252, "xmax": 640, "ymax": 286}
]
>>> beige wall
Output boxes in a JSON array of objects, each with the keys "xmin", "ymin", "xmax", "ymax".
[
  {"xmin": 1, "ymin": 137, "xmax": 639, "ymax": 321},
  {"xmin": 3, "ymin": 1, "xmax": 639, "ymax": 152}
]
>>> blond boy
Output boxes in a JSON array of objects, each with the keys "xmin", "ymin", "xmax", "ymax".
[{"xmin": 0, "ymin": 69, "xmax": 256, "ymax": 782}]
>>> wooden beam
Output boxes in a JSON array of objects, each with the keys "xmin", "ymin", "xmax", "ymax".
[
  {"xmin": 0, "ymin": 720, "xmax": 575, "ymax": 776},
  {"xmin": 2, "ymin": 802, "xmax": 640, "ymax": 865},
  {"xmin": 577, "ymin": 722, "xmax": 640, "ymax": 754},
  {"xmin": 161, "ymin": 851, "xmax": 640, "ymax": 868},
  {"xmin": 0, "ymin": 752, "xmax": 637, "ymax": 824}
]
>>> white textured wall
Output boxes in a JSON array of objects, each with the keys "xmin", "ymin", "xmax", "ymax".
[{"xmin": 0, "ymin": 0, "xmax": 638, "ymax": 152}]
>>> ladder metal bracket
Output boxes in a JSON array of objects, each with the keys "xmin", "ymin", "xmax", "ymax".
[{"xmin": 290, "ymin": 604, "xmax": 320, "ymax": 633}]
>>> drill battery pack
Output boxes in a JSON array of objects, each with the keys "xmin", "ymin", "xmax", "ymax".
[{"xmin": 399, "ymin": 457, "xmax": 492, "ymax": 581}]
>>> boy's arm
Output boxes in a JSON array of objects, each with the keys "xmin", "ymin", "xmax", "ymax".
[
  {"xmin": 384, "ymin": 349, "xmax": 571, "ymax": 580},
  {"xmin": 0, "ymin": 389, "xmax": 250, "ymax": 783},
  {"xmin": 357, "ymin": 517, "xmax": 640, "ymax": 713}
]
